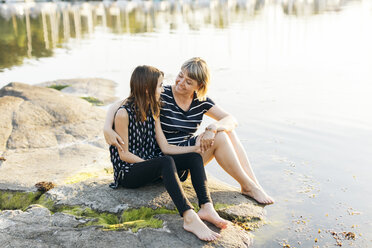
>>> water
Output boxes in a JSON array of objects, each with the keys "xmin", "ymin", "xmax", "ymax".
[{"xmin": 1, "ymin": 0, "xmax": 372, "ymax": 247}]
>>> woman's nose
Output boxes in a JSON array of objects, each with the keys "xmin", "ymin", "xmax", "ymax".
[{"xmin": 179, "ymin": 77, "xmax": 185, "ymax": 85}]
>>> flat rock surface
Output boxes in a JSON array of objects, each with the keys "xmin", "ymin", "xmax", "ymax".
[
  {"xmin": 45, "ymin": 175, "xmax": 265, "ymax": 219},
  {"xmin": 37, "ymin": 78, "xmax": 117, "ymax": 105},
  {"xmin": 0, "ymin": 82, "xmax": 109, "ymax": 190}
]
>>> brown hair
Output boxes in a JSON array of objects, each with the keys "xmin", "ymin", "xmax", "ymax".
[
  {"xmin": 181, "ymin": 57, "xmax": 210, "ymax": 101},
  {"xmin": 126, "ymin": 65, "xmax": 163, "ymax": 122}
]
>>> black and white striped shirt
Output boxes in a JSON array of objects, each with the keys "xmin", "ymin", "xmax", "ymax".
[{"xmin": 160, "ymin": 85, "xmax": 215, "ymax": 146}]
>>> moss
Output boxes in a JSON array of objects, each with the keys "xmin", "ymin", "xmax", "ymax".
[
  {"xmin": 55, "ymin": 205, "xmax": 177, "ymax": 232},
  {"xmin": 58, "ymin": 206, "xmax": 119, "ymax": 228},
  {"xmin": 0, "ymin": 190, "xmax": 43, "ymax": 210},
  {"xmin": 47, "ymin": 84, "xmax": 70, "ymax": 91},
  {"xmin": 81, "ymin": 96, "xmax": 104, "ymax": 106},
  {"xmin": 37, "ymin": 194, "xmax": 56, "ymax": 211},
  {"xmin": 214, "ymin": 203, "xmax": 232, "ymax": 210},
  {"xmin": 191, "ymin": 202, "xmax": 200, "ymax": 212},
  {"xmin": 120, "ymin": 206, "xmax": 178, "ymax": 232},
  {"xmin": 1, "ymin": 190, "xmax": 259, "ymax": 233}
]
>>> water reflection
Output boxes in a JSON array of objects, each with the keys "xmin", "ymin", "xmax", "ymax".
[{"xmin": 0, "ymin": 0, "xmax": 357, "ymax": 70}]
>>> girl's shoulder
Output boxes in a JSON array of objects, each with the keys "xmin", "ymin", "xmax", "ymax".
[{"xmin": 119, "ymin": 99, "xmax": 134, "ymax": 112}]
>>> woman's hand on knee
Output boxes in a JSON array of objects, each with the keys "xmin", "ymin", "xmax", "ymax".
[
  {"xmin": 104, "ymin": 129, "xmax": 125, "ymax": 152},
  {"xmin": 199, "ymin": 131, "xmax": 215, "ymax": 153}
]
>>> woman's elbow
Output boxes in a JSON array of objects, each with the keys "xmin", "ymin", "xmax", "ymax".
[
  {"xmin": 230, "ymin": 115, "xmax": 238, "ymax": 128},
  {"xmin": 160, "ymin": 145, "xmax": 171, "ymax": 155}
]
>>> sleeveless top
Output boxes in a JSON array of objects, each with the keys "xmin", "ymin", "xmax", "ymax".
[
  {"xmin": 109, "ymin": 102, "xmax": 163, "ymax": 189},
  {"xmin": 160, "ymin": 85, "xmax": 215, "ymax": 146}
]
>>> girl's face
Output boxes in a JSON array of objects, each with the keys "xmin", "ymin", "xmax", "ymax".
[
  {"xmin": 174, "ymin": 70, "xmax": 199, "ymax": 96},
  {"xmin": 155, "ymin": 75, "xmax": 164, "ymax": 100}
]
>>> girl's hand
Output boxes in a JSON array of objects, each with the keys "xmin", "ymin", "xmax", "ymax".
[
  {"xmin": 104, "ymin": 129, "xmax": 125, "ymax": 152},
  {"xmin": 200, "ymin": 130, "xmax": 215, "ymax": 153}
]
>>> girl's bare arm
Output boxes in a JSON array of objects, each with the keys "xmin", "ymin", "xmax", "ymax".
[
  {"xmin": 155, "ymin": 118, "xmax": 199, "ymax": 155},
  {"xmin": 114, "ymin": 108, "xmax": 144, "ymax": 163},
  {"xmin": 103, "ymin": 100, "xmax": 125, "ymax": 151}
]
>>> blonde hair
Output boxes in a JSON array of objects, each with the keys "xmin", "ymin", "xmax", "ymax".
[{"xmin": 181, "ymin": 57, "xmax": 210, "ymax": 101}]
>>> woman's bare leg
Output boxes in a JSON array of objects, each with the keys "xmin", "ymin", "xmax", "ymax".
[
  {"xmin": 197, "ymin": 132, "xmax": 274, "ymax": 204},
  {"xmin": 226, "ymin": 130, "xmax": 261, "ymax": 187}
]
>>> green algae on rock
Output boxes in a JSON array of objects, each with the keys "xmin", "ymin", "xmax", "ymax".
[
  {"xmin": 0, "ymin": 190, "xmax": 43, "ymax": 210},
  {"xmin": 0, "ymin": 190, "xmax": 57, "ymax": 211},
  {"xmin": 47, "ymin": 84, "xmax": 70, "ymax": 91},
  {"xmin": 81, "ymin": 96, "xmax": 104, "ymax": 106}
]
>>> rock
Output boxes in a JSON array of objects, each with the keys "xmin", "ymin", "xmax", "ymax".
[
  {"xmin": 0, "ymin": 82, "xmax": 109, "ymax": 190},
  {"xmin": 0, "ymin": 205, "xmax": 142, "ymax": 248},
  {"xmin": 0, "ymin": 82, "xmax": 266, "ymax": 247},
  {"xmin": 45, "ymin": 176, "xmax": 265, "ymax": 221},
  {"xmin": 37, "ymin": 78, "xmax": 117, "ymax": 105}
]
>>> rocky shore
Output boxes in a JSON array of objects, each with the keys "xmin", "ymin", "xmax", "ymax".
[{"xmin": 0, "ymin": 81, "xmax": 266, "ymax": 247}]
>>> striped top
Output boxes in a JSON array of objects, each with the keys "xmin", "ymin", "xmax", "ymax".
[{"xmin": 160, "ymin": 85, "xmax": 215, "ymax": 145}]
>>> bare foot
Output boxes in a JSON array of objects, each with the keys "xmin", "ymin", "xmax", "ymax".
[
  {"xmin": 183, "ymin": 209, "xmax": 221, "ymax": 241},
  {"xmin": 242, "ymin": 186, "xmax": 275, "ymax": 205},
  {"xmin": 198, "ymin": 203, "xmax": 229, "ymax": 229}
]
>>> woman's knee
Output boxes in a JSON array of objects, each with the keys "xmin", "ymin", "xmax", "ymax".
[{"xmin": 214, "ymin": 131, "xmax": 229, "ymax": 146}]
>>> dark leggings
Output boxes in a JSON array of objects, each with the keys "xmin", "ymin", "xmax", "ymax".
[{"xmin": 120, "ymin": 152, "xmax": 211, "ymax": 217}]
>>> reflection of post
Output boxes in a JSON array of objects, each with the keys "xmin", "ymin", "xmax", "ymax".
[
  {"xmin": 25, "ymin": 6, "xmax": 32, "ymax": 57},
  {"xmin": 124, "ymin": 10, "xmax": 129, "ymax": 33},
  {"xmin": 209, "ymin": 0, "xmax": 216, "ymax": 26},
  {"xmin": 87, "ymin": 5, "xmax": 94, "ymax": 34},
  {"xmin": 12, "ymin": 14, "xmax": 18, "ymax": 35},
  {"xmin": 109, "ymin": 4, "xmax": 121, "ymax": 33},
  {"xmin": 63, "ymin": 7, "xmax": 70, "ymax": 41},
  {"xmin": 116, "ymin": 11, "xmax": 122, "ymax": 33},
  {"xmin": 41, "ymin": 9, "xmax": 50, "ymax": 49},
  {"xmin": 73, "ymin": 6, "xmax": 81, "ymax": 39},
  {"xmin": 146, "ymin": 13, "xmax": 152, "ymax": 32},
  {"xmin": 50, "ymin": 9, "xmax": 58, "ymax": 47},
  {"xmin": 96, "ymin": 3, "xmax": 107, "ymax": 30}
]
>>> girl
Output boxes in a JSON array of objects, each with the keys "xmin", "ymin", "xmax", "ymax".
[{"xmin": 109, "ymin": 65, "xmax": 228, "ymax": 241}]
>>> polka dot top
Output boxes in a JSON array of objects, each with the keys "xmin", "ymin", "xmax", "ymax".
[{"xmin": 109, "ymin": 101, "xmax": 163, "ymax": 189}]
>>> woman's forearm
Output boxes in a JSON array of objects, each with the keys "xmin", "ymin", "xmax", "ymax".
[{"xmin": 208, "ymin": 115, "xmax": 238, "ymax": 132}]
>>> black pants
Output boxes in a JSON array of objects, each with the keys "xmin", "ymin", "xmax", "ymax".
[{"xmin": 120, "ymin": 153, "xmax": 211, "ymax": 216}]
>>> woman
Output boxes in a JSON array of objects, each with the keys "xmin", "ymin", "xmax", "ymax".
[
  {"xmin": 105, "ymin": 58, "xmax": 274, "ymax": 205},
  {"xmin": 110, "ymin": 65, "xmax": 227, "ymax": 241}
]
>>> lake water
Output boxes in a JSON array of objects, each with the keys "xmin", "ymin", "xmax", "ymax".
[{"xmin": 1, "ymin": 0, "xmax": 371, "ymax": 247}]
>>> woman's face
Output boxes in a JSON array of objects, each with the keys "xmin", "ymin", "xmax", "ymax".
[
  {"xmin": 156, "ymin": 75, "xmax": 164, "ymax": 101},
  {"xmin": 174, "ymin": 70, "xmax": 199, "ymax": 96}
]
